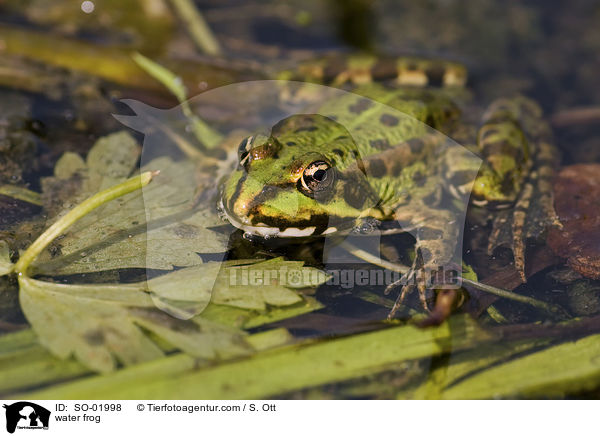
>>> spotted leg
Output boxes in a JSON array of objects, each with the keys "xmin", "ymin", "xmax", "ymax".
[
  {"xmin": 473, "ymin": 96, "xmax": 560, "ymax": 281},
  {"xmin": 385, "ymin": 200, "xmax": 461, "ymax": 319}
]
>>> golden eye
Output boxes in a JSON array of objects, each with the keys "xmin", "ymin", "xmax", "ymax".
[{"xmin": 301, "ymin": 161, "xmax": 335, "ymax": 193}]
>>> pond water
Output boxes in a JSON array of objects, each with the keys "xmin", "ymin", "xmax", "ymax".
[{"xmin": 0, "ymin": 0, "xmax": 599, "ymax": 399}]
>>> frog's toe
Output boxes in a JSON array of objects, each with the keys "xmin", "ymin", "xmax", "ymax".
[
  {"xmin": 385, "ymin": 281, "xmax": 415, "ymax": 320},
  {"xmin": 384, "ymin": 253, "xmax": 434, "ymax": 319}
]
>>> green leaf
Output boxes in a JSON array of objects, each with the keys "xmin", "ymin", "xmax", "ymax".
[
  {"xmin": 0, "ymin": 240, "xmax": 13, "ymax": 275},
  {"xmin": 33, "ymin": 132, "xmax": 229, "ymax": 275},
  {"xmin": 24, "ymin": 315, "xmax": 492, "ymax": 399},
  {"xmin": 18, "ymin": 273, "xmax": 257, "ymax": 372},
  {"xmin": 442, "ymin": 334, "xmax": 600, "ymax": 399},
  {"xmin": 19, "ymin": 275, "xmax": 163, "ymax": 373},
  {"xmin": 406, "ymin": 339, "xmax": 545, "ymax": 399},
  {"xmin": 144, "ymin": 259, "xmax": 327, "ymax": 318},
  {"xmin": 211, "ymin": 258, "xmax": 330, "ymax": 310},
  {"xmin": 132, "ymin": 310, "xmax": 252, "ymax": 360}
]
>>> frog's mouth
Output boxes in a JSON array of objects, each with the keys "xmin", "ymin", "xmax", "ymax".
[{"xmin": 218, "ymin": 198, "xmax": 339, "ymax": 238}]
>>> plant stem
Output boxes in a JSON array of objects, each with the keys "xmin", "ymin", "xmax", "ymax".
[
  {"xmin": 340, "ymin": 241, "xmax": 568, "ymax": 319},
  {"xmin": 0, "ymin": 185, "xmax": 42, "ymax": 206},
  {"xmin": 168, "ymin": 0, "xmax": 222, "ymax": 56},
  {"xmin": 14, "ymin": 171, "xmax": 157, "ymax": 276}
]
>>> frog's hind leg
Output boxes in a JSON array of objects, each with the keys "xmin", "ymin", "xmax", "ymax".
[
  {"xmin": 474, "ymin": 97, "xmax": 560, "ymax": 281},
  {"xmin": 385, "ymin": 202, "xmax": 461, "ymax": 318}
]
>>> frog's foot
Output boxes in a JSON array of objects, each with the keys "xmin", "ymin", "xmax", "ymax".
[{"xmin": 384, "ymin": 249, "xmax": 431, "ymax": 319}]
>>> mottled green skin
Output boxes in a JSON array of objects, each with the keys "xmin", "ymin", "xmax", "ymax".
[
  {"xmin": 220, "ymin": 77, "xmax": 558, "ymax": 285},
  {"xmin": 222, "ymin": 85, "xmax": 463, "ymax": 235}
]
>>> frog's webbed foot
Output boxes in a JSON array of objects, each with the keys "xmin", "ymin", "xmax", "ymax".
[
  {"xmin": 384, "ymin": 222, "xmax": 461, "ymax": 320},
  {"xmin": 384, "ymin": 248, "xmax": 429, "ymax": 319}
]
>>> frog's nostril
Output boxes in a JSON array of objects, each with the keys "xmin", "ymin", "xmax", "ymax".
[{"xmin": 261, "ymin": 185, "xmax": 278, "ymax": 196}]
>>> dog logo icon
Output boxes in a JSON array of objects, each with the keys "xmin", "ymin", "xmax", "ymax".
[{"xmin": 3, "ymin": 402, "xmax": 50, "ymax": 433}]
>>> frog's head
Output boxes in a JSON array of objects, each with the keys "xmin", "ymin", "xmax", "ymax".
[{"xmin": 220, "ymin": 114, "xmax": 379, "ymax": 238}]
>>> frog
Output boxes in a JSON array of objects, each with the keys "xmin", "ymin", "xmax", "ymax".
[{"xmin": 216, "ymin": 55, "xmax": 560, "ymax": 318}]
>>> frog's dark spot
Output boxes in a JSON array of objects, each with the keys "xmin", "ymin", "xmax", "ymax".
[
  {"xmin": 371, "ymin": 59, "xmax": 398, "ymax": 81},
  {"xmin": 486, "ymin": 114, "xmax": 516, "ymax": 125},
  {"xmin": 418, "ymin": 247, "xmax": 434, "ymax": 264},
  {"xmin": 344, "ymin": 183, "xmax": 366, "ymax": 209},
  {"xmin": 84, "ymin": 329, "xmax": 105, "ymax": 346},
  {"xmin": 418, "ymin": 227, "xmax": 444, "ymax": 240},
  {"xmin": 349, "ymin": 99, "xmax": 374, "ymax": 114},
  {"xmin": 328, "ymin": 115, "xmax": 338, "ymax": 121},
  {"xmin": 295, "ymin": 126, "xmax": 318, "ymax": 133},
  {"xmin": 172, "ymin": 223, "xmax": 199, "ymax": 239},
  {"xmin": 425, "ymin": 66, "xmax": 445, "ymax": 87},
  {"xmin": 422, "ymin": 191, "xmax": 440, "ymax": 207},
  {"xmin": 479, "ymin": 128, "xmax": 500, "ymax": 143},
  {"xmin": 391, "ymin": 160, "xmax": 404, "ymax": 177},
  {"xmin": 449, "ymin": 170, "xmax": 475, "ymax": 186},
  {"xmin": 131, "ymin": 220, "xmax": 139, "ymax": 226},
  {"xmin": 406, "ymin": 62, "xmax": 419, "ymax": 71},
  {"xmin": 227, "ymin": 172, "xmax": 248, "ymax": 211},
  {"xmin": 323, "ymin": 63, "xmax": 342, "ymax": 82},
  {"xmin": 351, "ymin": 150, "xmax": 367, "ymax": 175},
  {"xmin": 425, "ymin": 114, "xmax": 436, "ymax": 127},
  {"xmin": 286, "ymin": 141, "xmax": 297, "ymax": 146},
  {"xmin": 335, "ymin": 135, "xmax": 349, "ymax": 141},
  {"xmin": 407, "ymin": 138, "xmax": 425, "ymax": 154},
  {"xmin": 249, "ymin": 185, "xmax": 282, "ymax": 211},
  {"xmin": 332, "ymin": 148, "xmax": 345, "ymax": 157},
  {"xmin": 273, "ymin": 114, "xmax": 324, "ymax": 135},
  {"xmin": 380, "ymin": 114, "xmax": 400, "ymax": 126},
  {"xmin": 413, "ymin": 170, "xmax": 426, "ymax": 186},
  {"xmin": 368, "ymin": 159, "xmax": 387, "ymax": 178},
  {"xmin": 369, "ymin": 138, "xmax": 390, "ymax": 150},
  {"xmin": 482, "ymin": 140, "xmax": 523, "ymax": 161}
]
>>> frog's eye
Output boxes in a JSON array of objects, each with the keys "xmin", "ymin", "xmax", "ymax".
[
  {"xmin": 301, "ymin": 161, "xmax": 335, "ymax": 193},
  {"xmin": 237, "ymin": 136, "xmax": 253, "ymax": 168}
]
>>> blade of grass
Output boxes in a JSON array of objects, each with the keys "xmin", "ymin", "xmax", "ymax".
[
  {"xmin": 167, "ymin": 0, "xmax": 222, "ymax": 55},
  {"xmin": 23, "ymin": 315, "xmax": 492, "ymax": 399}
]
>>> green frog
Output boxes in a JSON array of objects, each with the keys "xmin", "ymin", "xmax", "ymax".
[{"xmin": 216, "ymin": 55, "xmax": 560, "ymax": 316}]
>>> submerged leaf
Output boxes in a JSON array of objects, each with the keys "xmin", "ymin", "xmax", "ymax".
[
  {"xmin": 211, "ymin": 258, "xmax": 330, "ymax": 310},
  {"xmin": 0, "ymin": 240, "xmax": 13, "ymax": 275},
  {"xmin": 19, "ymin": 276, "xmax": 163, "ymax": 373},
  {"xmin": 18, "ymin": 273, "xmax": 259, "ymax": 372},
  {"xmin": 33, "ymin": 132, "xmax": 229, "ymax": 275},
  {"xmin": 146, "ymin": 258, "xmax": 327, "ymax": 318}
]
